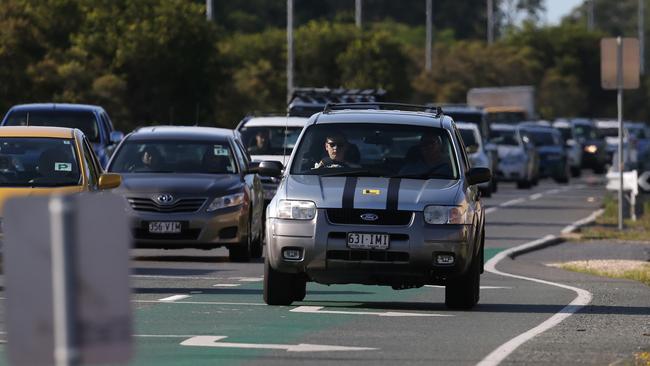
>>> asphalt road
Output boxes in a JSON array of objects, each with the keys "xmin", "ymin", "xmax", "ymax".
[{"xmin": 1, "ymin": 172, "xmax": 647, "ymax": 365}]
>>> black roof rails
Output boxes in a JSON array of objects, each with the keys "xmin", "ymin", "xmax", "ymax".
[{"xmin": 323, "ymin": 102, "xmax": 443, "ymax": 117}]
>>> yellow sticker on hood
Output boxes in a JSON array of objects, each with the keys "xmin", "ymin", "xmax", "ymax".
[{"xmin": 362, "ymin": 189, "xmax": 381, "ymax": 195}]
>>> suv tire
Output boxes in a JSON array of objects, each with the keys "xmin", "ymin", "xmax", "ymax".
[
  {"xmin": 264, "ymin": 256, "xmax": 295, "ymax": 305},
  {"xmin": 445, "ymin": 251, "xmax": 480, "ymax": 309}
]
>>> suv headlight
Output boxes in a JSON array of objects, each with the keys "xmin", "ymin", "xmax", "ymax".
[
  {"xmin": 207, "ymin": 192, "xmax": 245, "ymax": 212},
  {"xmin": 278, "ymin": 200, "xmax": 316, "ymax": 220},
  {"xmin": 424, "ymin": 205, "xmax": 471, "ymax": 224}
]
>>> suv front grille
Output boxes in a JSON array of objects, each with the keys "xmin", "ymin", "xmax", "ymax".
[
  {"xmin": 327, "ymin": 250, "xmax": 410, "ymax": 262},
  {"xmin": 128, "ymin": 197, "xmax": 207, "ymax": 213},
  {"xmin": 326, "ymin": 209, "xmax": 412, "ymax": 226}
]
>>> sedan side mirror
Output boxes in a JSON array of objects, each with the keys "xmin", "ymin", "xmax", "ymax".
[
  {"xmin": 466, "ymin": 167, "xmax": 492, "ymax": 186},
  {"xmin": 256, "ymin": 161, "xmax": 283, "ymax": 177},
  {"xmin": 98, "ymin": 173, "xmax": 122, "ymax": 190}
]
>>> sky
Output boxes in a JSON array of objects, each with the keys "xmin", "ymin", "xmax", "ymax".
[{"xmin": 545, "ymin": 0, "xmax": 584, "ymax": 25}]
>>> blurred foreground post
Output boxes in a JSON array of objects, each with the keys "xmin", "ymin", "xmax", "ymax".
[{"xmin": 3, "ymin": 194, "xmax": 133, "ymax": 365}]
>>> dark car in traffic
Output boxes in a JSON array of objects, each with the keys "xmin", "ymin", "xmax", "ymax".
[
  {"xmin": 107, "ymin": 126, "xmax": 265, "ymax": 262},
  {"xmin": 519, "ymin": 123, "xmax": 569, "ymax": 183},
  {"xmin": 1, "ymin": 103, "xmax": 124, "ymax": 168}
]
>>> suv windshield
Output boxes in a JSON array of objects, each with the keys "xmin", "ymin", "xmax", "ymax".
[
  {"xmin": 0, "ymin": 137, "xmax": 80, "ymax": 187},
  {"xmin": 5, "ymin": 110, "xmax": 100, "ymax": 143},
  {"xmin": 459, "ymin": 129, "xmax": 479, "ymax": 148},
  {"xmin": 239, "ymin": 126, "xmax": 302, "ymax": 156},
  {"xmin": 490, "ymin": 129, "xmax": 519, "ymax": 146},
  {"xmin": 109, "ymin": 140, "xmax": 238, "ymax": 174},
  {"xmin": 520, "ymin": 130, "xmax": 560, "ymax": 146},
  {"xmin": 289, "ymin": 123, "xmax": 459, "ymax": 179},
  {"xmin": 574, "ymin": 124, "xmax": 598, "ymax": 140}
]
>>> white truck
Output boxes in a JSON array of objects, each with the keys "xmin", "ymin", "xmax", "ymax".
[{"xmin": 467, "ymin": 86, "xmax": 536, "ymax": 124}]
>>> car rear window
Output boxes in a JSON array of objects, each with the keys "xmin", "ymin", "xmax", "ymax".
[
  {"xmin": 4, "ymin": 110, "xmax": 100, "ymax": 143},
  {"xmin": 0, "ymin": 137, "xmax": 81, "ymax": 187}
]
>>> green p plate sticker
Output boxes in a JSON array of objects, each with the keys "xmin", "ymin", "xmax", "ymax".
[
  {"xmin": 214, "ymin": 145, "xmax": 229, "ymax": 156},
  {"xmin": 55, "ymin": 162, "xmax": 72, "ymax": 172}
]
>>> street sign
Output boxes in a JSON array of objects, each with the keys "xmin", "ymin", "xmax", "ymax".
[
  {"xmin": 606, "ymin": 170, "xmax": 638, "ymax": 195},
  {"xmin": 3, "ymin": 193, "xmax": 132, "ymax": 365},
  {"xmin": 601, "ymin": 38, "xmax": 640, "ymax": 90},
  {"xmin": 639, "ymin": 171, "xmax": 650, "ymax": 191}
]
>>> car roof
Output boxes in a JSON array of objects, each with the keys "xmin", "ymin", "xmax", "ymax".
[
  {"xmin": 130, "ymin": 126, "xmax": 235, "ymax": 140},
  {"xmin": 490, "ymin": 123, "xmax": 517, "ymax": 130},
  {"xmin": 438, "ymin": 105, "xmax": 484, "ymax": 114},
  {"xmin": 311, "ymin": 109, "xmax": 449, "ymax": 129},
  {"xmin": 7, "ymin": 103, "xmax": 104, "ymax": 113},
  {"xmin": 455, "ymin": 122, "xmax": 480, "ymax": 131},
  {"xmin": 241, "ymin": 116, "xmax": 308, "ymax": 128},
  {"xmin": 0, "ymin": 126, "xmax": 76, "ymax": 138},
  {"xmin": 519, "ymin": 124, "xmax": 558, "ymax": 133}
]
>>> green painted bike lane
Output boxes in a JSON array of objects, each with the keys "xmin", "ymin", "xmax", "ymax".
[{"xmin": 0, "ymin": 248, "xmax": 505, "ymax": 365}]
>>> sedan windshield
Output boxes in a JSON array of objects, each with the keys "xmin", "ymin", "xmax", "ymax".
[
  {"xmin": 239, "ymin": 126, "xmax": 302, "ymax": 156},
  {"xmin": 109, "ymin": 140, "xmax": 238, "ymax": 174},
  {"xmin": 490, "ymin": 129, "xmax": 519, "ymax": 146},
  {"xmin": 5, "ymin": 110, "xmax": 101, "ymax": 142},
  {"xmin": 289, "ymin": 123, "xmax": 459, "ymax": 179},
  {"xmin": 0, "ymin": 137, "xmax": 80, "ymax": 187},
  {"xmin": 459, "ymin": 128, "xmax": 479, "ymax": 148},
  {"xmin": 520, "ymin": 130, "xmax": 560, "ymax": 146}
]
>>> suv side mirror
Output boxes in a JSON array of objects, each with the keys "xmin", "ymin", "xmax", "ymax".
[
  {"xmin": 466, "ymin": 167, "xmax": 492, "ymax": 186},
  {"xmin": 110, "ymin": 131, "xmax": 124, "ymax": 144},
  {"xmin": 256, "ymin": 161, "xmax": 283, "ymax": 177}
]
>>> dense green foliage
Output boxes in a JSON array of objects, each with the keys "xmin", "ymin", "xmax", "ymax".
[{"xmin": 0, "ymin": 0, "xmax": 648, "ymax": 132}]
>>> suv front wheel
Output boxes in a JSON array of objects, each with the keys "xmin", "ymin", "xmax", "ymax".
[
  {"xmin": 264, "ymin": 256, "xmax": 298, "ymax": 305},
  {"xmin": 445, "ymin": 246, "xmax": 481, "ymax": 309}
]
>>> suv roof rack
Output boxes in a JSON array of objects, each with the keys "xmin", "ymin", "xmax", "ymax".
[
  {"xmin": 287, "ymin": 87, "xmax": 387, "ymax": 117},
  {"xmin": 323, "ymin": 102, "xmax": 443, "ymax": 117}
]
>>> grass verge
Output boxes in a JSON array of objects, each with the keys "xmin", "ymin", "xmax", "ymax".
[
  {"xmin": 579, "ymin": 196, "xmax": 650, "ymax": 241},
  {"xmin": 550, "ymin": 260, "xmax": 650, "ymax": 286}
]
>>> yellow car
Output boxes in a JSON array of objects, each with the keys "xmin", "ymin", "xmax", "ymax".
[{"xmin": 0, "ymin": 126, "xmax": 121, "ymax": 230}]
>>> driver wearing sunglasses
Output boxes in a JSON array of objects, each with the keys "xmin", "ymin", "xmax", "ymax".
[{"xmin": 313, "ymin": 132, "xmax": 359, "ymax": 169}]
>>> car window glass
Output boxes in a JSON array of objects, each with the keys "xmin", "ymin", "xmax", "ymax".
[
  {"xmin": 453, "ymin": 127, "xmax": 470, "ymax": 172},
  {"xmin": 109, "ymin": 140, "xmax": 238, "ymax": 174},
  {"xmin": 231, "ymin": 140, "xmax": 248, "ymax": 172},
  {"xmin": 289, "ymin": 123, "xmax": 459, "ymax": 179},
  {"xmin": 240, "ymin": 126, "xmax": 303, "ymax": 155},
  {"xmin": 490, "ymin": 129, "xmax": 519, "ymax": 146},
  {"xmin": 459, "ymin": 128, "xmax": 479, "ymax": 148},
  {"xmin": 5, "ymin": 110, "xmax": 101, "ymax": 143},
  {"xmin": 0, "ymin": 137, "xmax": 81, "ymax": 187}
]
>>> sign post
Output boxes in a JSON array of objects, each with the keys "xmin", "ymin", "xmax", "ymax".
[
  {"xmin": 3, "ymin": 193, "xmax": 133, "ymax": 365},
  {"xmin": 601, "ymin": 37, "xmax": 640, "ymax": 230}
]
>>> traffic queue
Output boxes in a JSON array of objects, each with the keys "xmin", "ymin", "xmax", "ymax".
[{"xmin": 0, "ymin": 94, "xmax": 640, "ymax": 308}]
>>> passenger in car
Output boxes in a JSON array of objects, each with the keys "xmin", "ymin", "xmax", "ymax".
[
  {"xmin": 399, "ymin": 132, "xmax": 452, "ymax": 176},
  {"xmin": 313, "ymin": 132, "xmax": 360, "ymax": 169},
  {"xmin": 247, "ymin": 130, "xmax": 271, "ymax": 155}
]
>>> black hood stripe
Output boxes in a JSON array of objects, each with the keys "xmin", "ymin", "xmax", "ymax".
[
  {"xmin": 387, "ymin": 178, "xmax": 401, "ymax": 211},
  {"xmin": 342, "ymin": 177, "xmax": 358, "ymax": 209}
]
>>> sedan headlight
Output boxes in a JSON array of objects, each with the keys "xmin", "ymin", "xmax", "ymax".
[
  {"xmin": 207, "ymin": 192, "xmax": 245, "ymax": 212},
  {"xmin": 424, "ymin": 205, "xmax": 471, "ymax": 225},
  {"xmin": 584, "ymin": 145, "xmax": 598, "ymax": 154},
  {"xmin": 278, "ymin": 200, "xmax": 316, "ymax": 220}
]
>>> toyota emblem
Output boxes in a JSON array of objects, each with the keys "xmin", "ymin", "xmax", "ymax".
[
  {"xmin": 154, "ymin": 194, "xmax": 174, "ymax": 205},
  {"xmin": 360, "ymin": 213, "xmax": 379, "ymax": 222}
]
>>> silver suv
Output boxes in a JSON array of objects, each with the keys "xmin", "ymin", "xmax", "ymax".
[{"xmin": 262, "ymin": 104, "xmax": 491, "ymax": 309}]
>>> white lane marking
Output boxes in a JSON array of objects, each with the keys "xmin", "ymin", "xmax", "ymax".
[
  {"xmin": 158, "ymin": 295, "xmax": 190, "ymax": 302},
  {"xmin": 233, "ymin": 277, "xmax": 263, "ymax": 282},
  {"xmin": 485, "ymin": 207, "xmax": 498, "ymax": 214},
  {"xmin": 560, "ymin": 209, "xmax": 604, "ymax": 234},
  {"xmin": 529, "ymin": 193, "xmax": 543, "ymax": 200},
  {"xmin": 135, "ymin": 300, "xmax": 266, "ymax": 306},
  {"xmin": 424, "ymin": 285, "xmax": 512, "ymax": 290},
  {"xmin": 180, "ymin": 335, "xmax": 377, "ymax": 352},
  {"xmin": 132, "ymin": 275, "xmax": 230, "ymax": 280},
  {"xmin": 500, "ymin": 198, "xmax": 526, "ymax": 207},
  {"xmin": 478, "ymin": 211, "xmax": 598, "ymax": 366},
  {"xmin": 212, "ymin": 284, "xmax": 240, "ymax": 287},
  {"xmin": 290, "ymin": 305, "xmax": 452, "ymax": 317}
]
